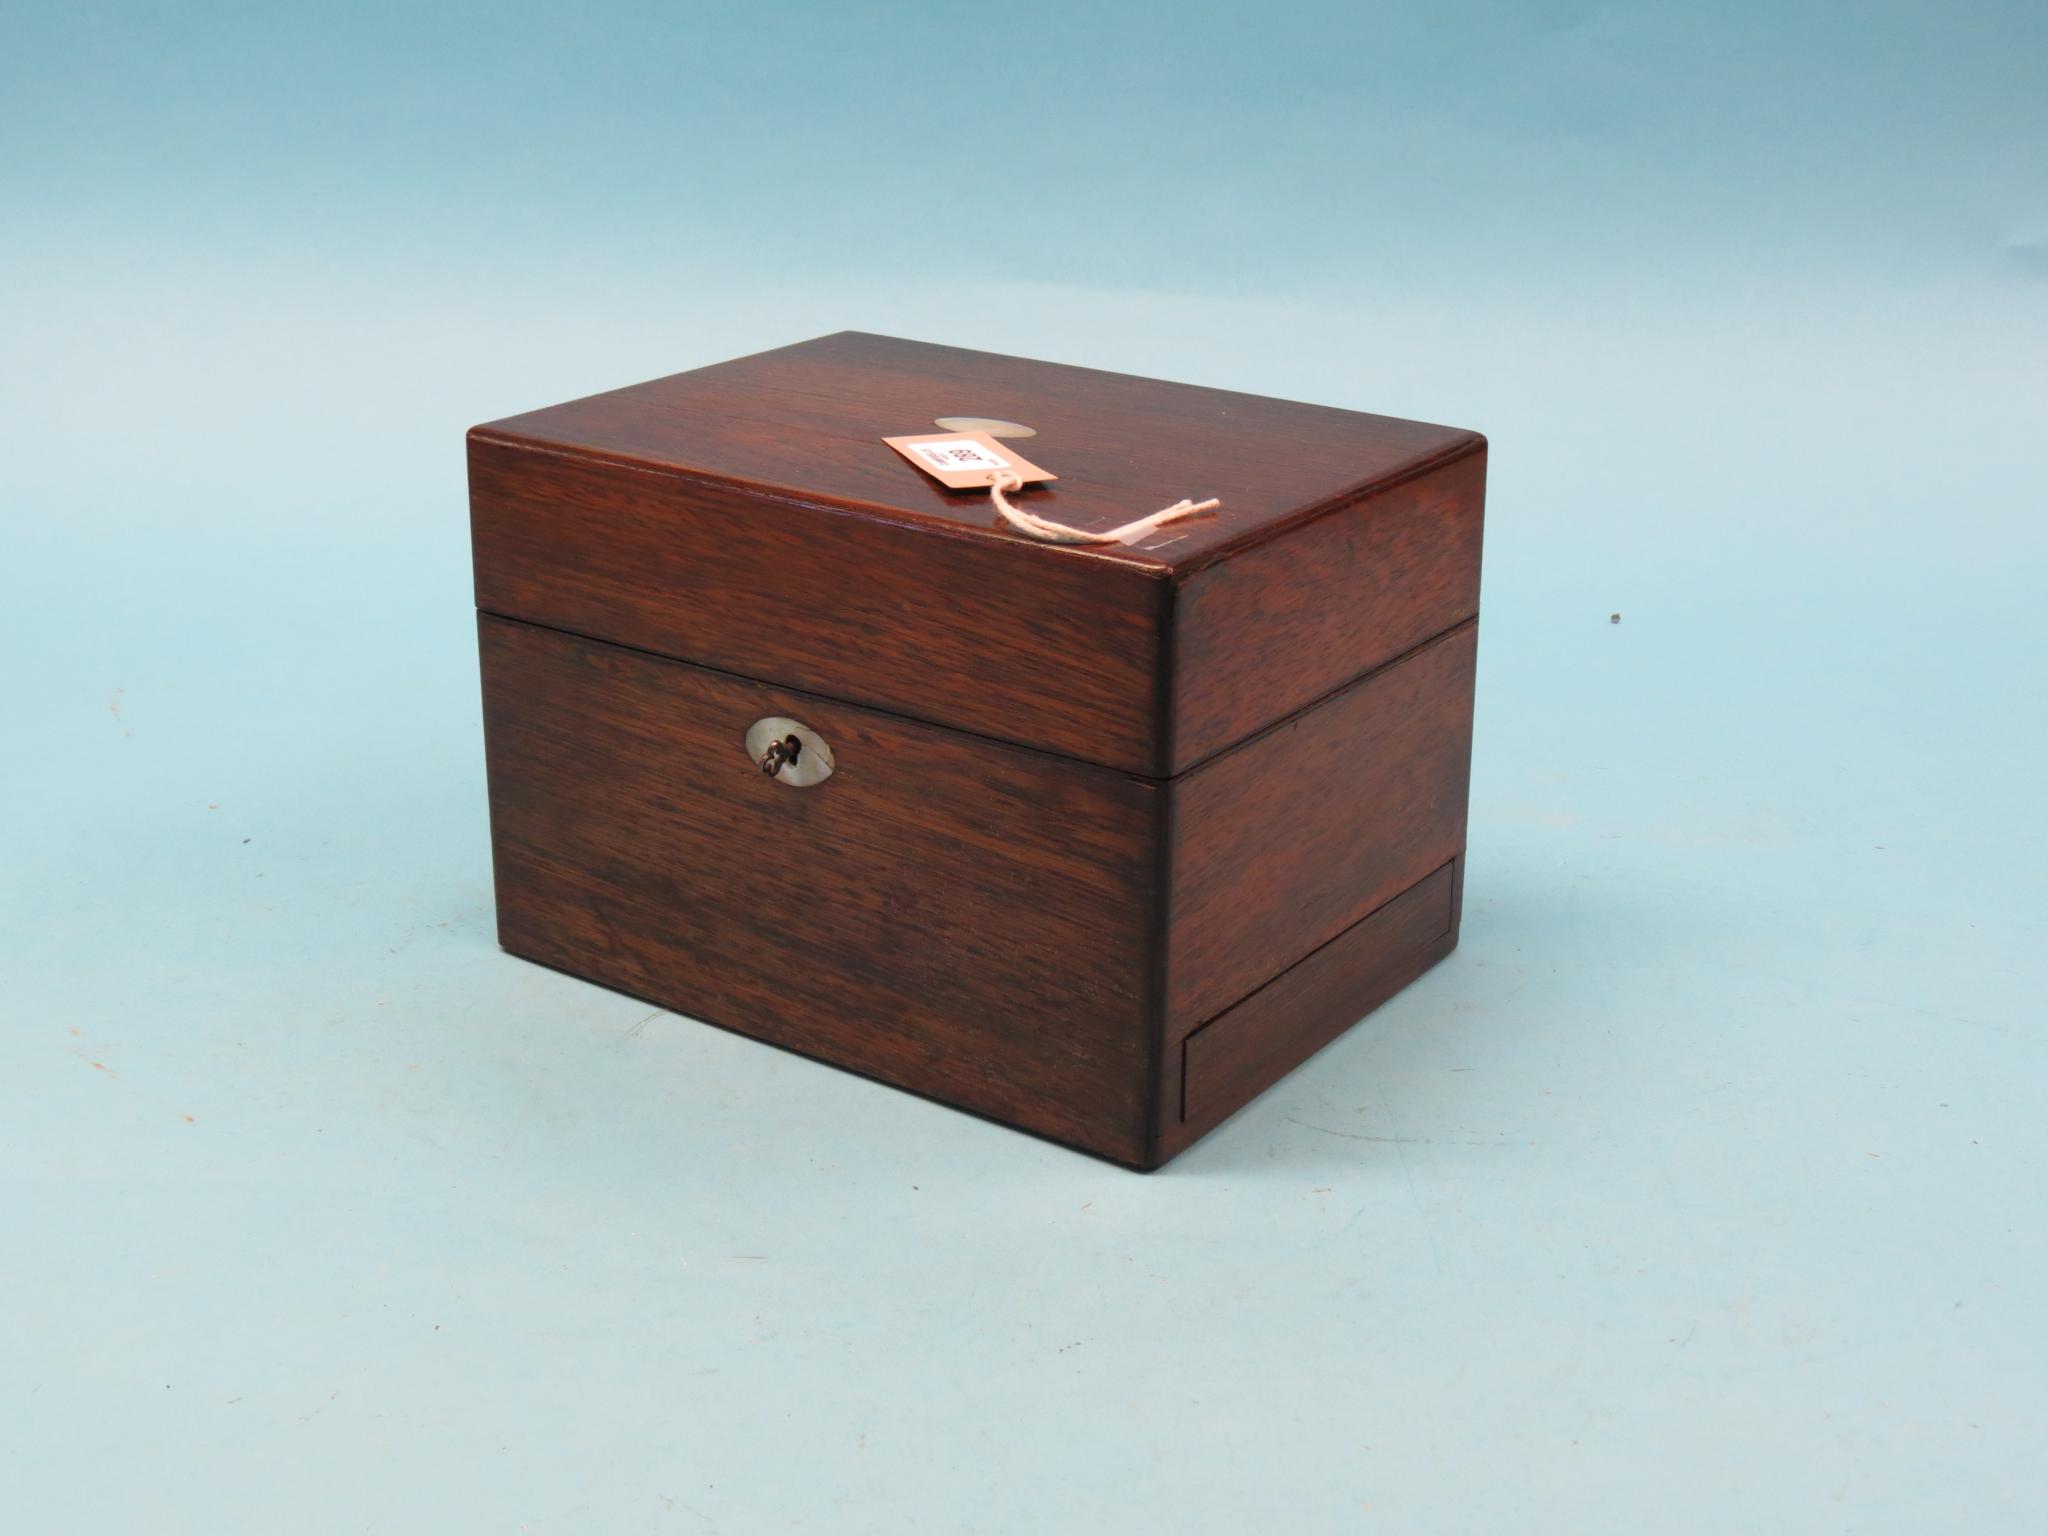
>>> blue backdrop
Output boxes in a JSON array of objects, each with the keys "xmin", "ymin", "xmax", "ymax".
[{"xmin": 4, "ymin": 3, "xmax": 2043, "ymax": 1531}]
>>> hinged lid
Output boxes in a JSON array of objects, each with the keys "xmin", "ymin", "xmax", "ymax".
[{"xmin": 469, "ymin": 331, "xmax": 1484, "ymax": 776}]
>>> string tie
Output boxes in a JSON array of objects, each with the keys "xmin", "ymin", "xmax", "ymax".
[{"xmin": 986, "ymin": 471, "xmax": 1219, "ymax": 546}]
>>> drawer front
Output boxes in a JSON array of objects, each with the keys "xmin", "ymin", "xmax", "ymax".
[
  {"xmin": 477, "ymin": 615, "xmax": 1158, "ymax": 1163},
  {"xmin": 1178, "ymin": 861, "xmax": 1458, "ymax": 1137}
]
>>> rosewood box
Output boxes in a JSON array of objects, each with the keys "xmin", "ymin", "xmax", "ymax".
[{"xmin": 469, "ymin": 333, "xmax": 1485, "ymax": 1168}]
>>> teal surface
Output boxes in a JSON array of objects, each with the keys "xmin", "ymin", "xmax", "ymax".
[{"xmin": 4, "ymin": 4, "xmax": 2044, "ymax": 1531}]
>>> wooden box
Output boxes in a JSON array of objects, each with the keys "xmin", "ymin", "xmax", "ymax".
[{"xmin": 469, "ymin": 333, "xmax": 1485, "ymax": 1168}]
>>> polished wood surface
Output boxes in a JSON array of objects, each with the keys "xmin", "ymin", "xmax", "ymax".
[
  {"xmin": 474, "ymin": 330, "xmax": 1478, "ymax": 570},
  {"xmin": 480, "ymin": 613, "xmax": 1472, "ymax": 1167},
  {"xmin": 1158, "ymin": 861, "xmax": 1460, "ymax": 1164},
  {"xmin": 1172, "ymin": 451, "xmax": 1485, "ymax": 770},
  {"xmin": 472, "ymin": 334, "xmax": 1486, "ymax": 1165},
  {"xmin": 479, "ymin": 614, "xmax": 1158, "ymax": 1166},
  {"xmin": 1165, "ymin": 622, "xmax": 1477, "ymax": 1029},
  {"xmin": 471, "ymin": 332, "xmax": 1485, "ymax": 775},
  {"xmin": 471, "ymin": 442, "xmax": 1169, "ymax": 774}
]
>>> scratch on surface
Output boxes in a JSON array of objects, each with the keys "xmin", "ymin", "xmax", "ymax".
[
  {"xmin": 1375, "ymin": 1087, "xmax": 1443, "ymax": 1276},
  {"xmin": 1653, "ymin": 1321, "xmax": 1700, "ymax": 1381},
  {"xmin": 624, "ymin": 1010, "xmax": 665, "ymax": 1039},
  {"xmin": 1859, "ymin": 997, "xmax": 2006, "ymax": 1034},
  {"xmin": 1285, "ymin": 1116, "xmax": 1421, "ymax": 1143},
  {"xmin": 1283, "ymin": 1117, "xmax": 1499, "ymax": 1148},
  {"xmin": 298, "ymin": 1390, "xmax": 340, "ymax": 1424}
]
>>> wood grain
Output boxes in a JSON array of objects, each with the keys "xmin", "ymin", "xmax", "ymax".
[
  {"xmin": 479, "ymin": 613, "xmax": 1158, "ymax": 1165},
  {"xmin": 472, "ymin": 333, "xmax": 1488, "ymax": 1166},
  {"xmin": 1156, "ymin": 861, "xmax": 1460, "ymax": 1163},
  {"xmin": 473, "ymin": 330, "xmax": 1479, "ymax": 570},
  {"xmin": 1164, "ymin": 622, "xmax": 1477, "ymax": 1033},
  {"xmin": 1170, "ymin": 448, "xmax": 1485, "ymax": 772},
  {"xmin": 471, "ymin": 331, "xmax": 1486, "ymax": 775},
  {"xmin": 470, "ymin": 441, "xmax": 1170, "ymax": 772}
]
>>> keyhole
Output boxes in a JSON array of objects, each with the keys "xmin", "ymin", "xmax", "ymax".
[{"xmin": 745, "ymin": 716, "xmax": 834, "ymax": 787}]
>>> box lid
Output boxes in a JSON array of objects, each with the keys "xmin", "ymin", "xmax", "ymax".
[{"xmin": 469, "ymin": 332, "xmax": 1485, "ymax": 776}]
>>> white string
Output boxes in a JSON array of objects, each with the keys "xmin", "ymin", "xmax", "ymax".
[{"xmin": 987, "ymin": 472, "xmax": 1220, "ymax": 546}]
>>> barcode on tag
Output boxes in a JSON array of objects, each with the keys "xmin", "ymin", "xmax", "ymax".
[
  {"xmin": 884, "ymin": 430, "xmax": 1056, "ymax": 490},
  {"xmin": 912, "ymin": 438, "xmax": 1011, "ymax": 473}
]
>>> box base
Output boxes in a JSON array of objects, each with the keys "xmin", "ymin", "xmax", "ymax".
[
  {"xmin": 499, "ymin": 856, "xmax": 1462, "ymax": 1171},
  {"xmin": 1149, "ymin": 858, "xmax": 1462, "ymax": 1166}
]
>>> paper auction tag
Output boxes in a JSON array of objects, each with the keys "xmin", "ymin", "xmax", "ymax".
[{"xmin": 883, "ymin": 431, "xmax": 1057, "ymax": 490}]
